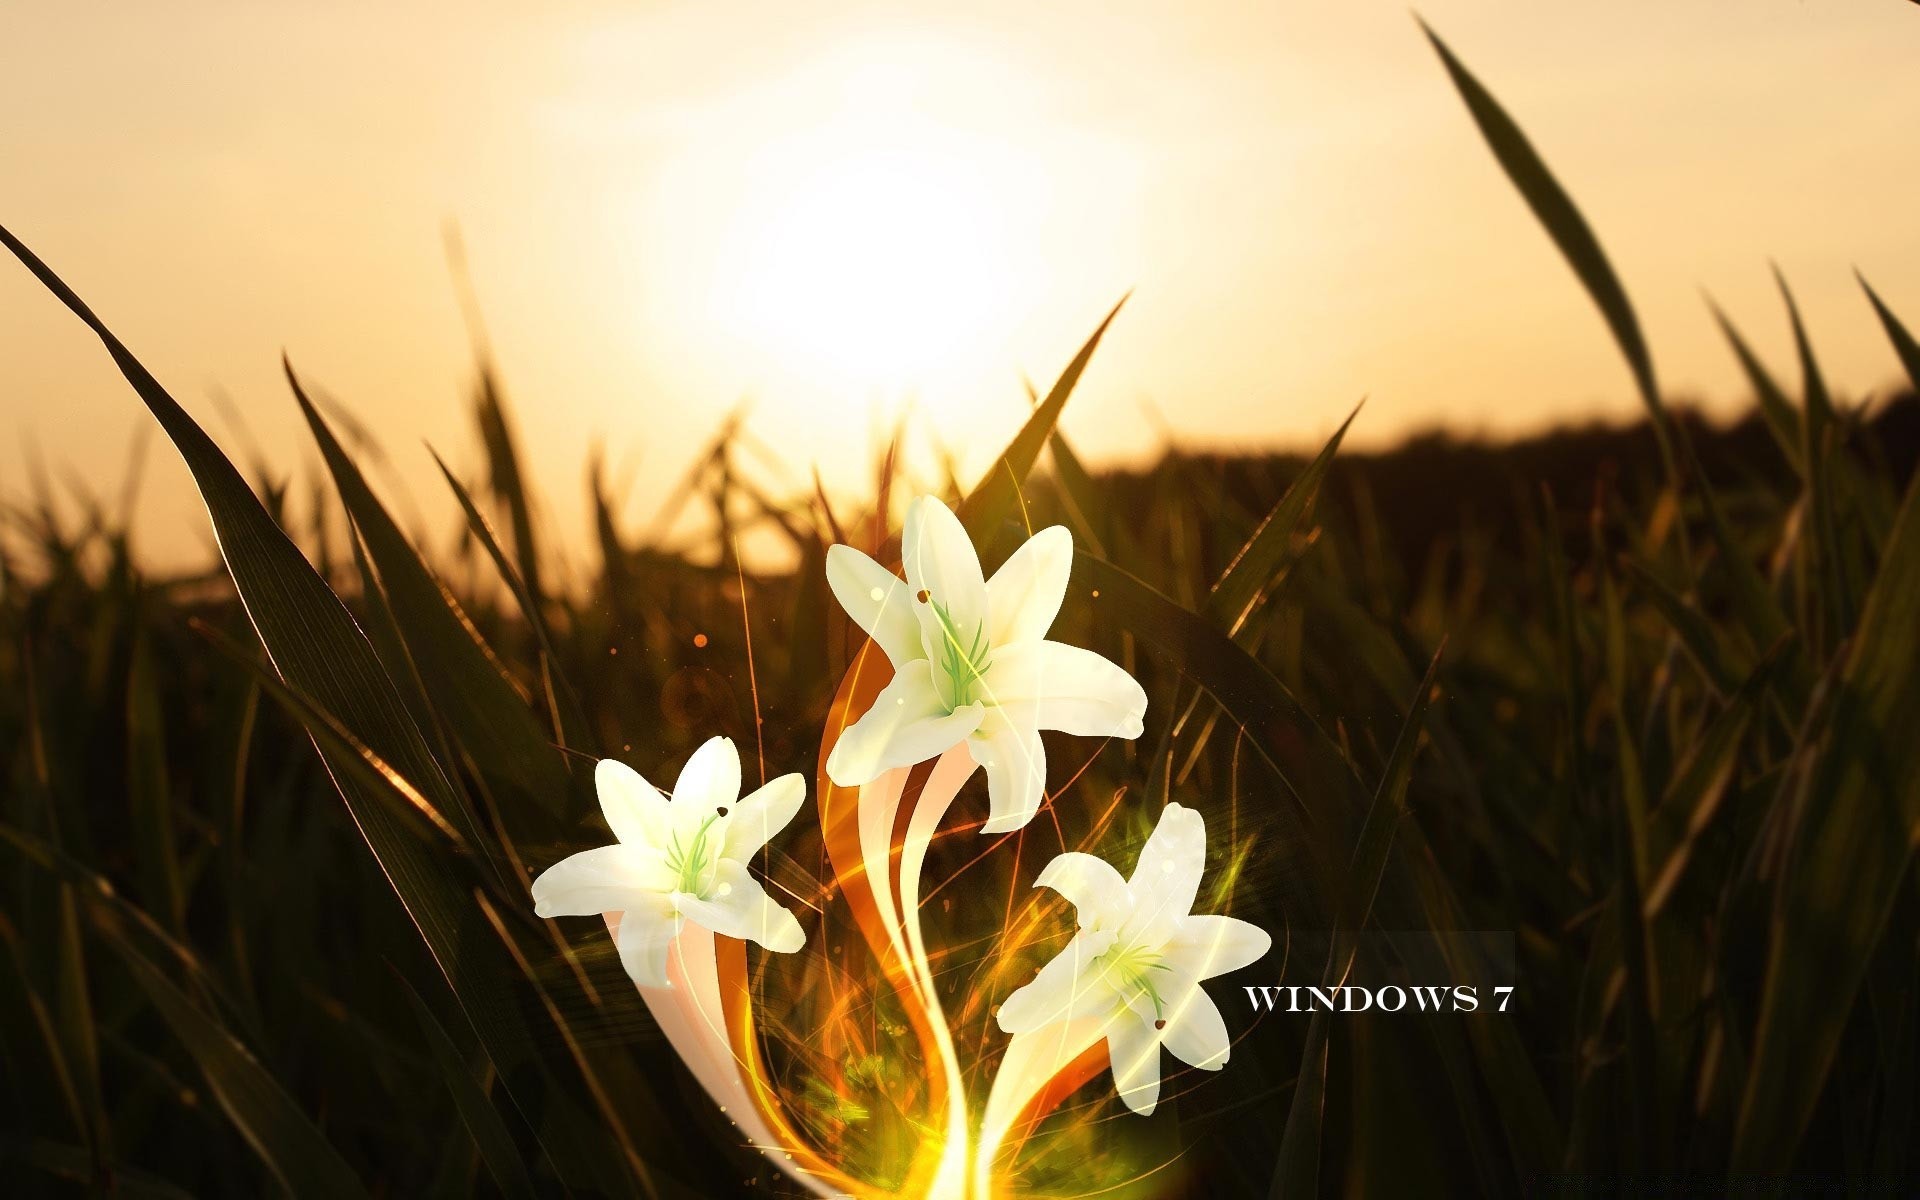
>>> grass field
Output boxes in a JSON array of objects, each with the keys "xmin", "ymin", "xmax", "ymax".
[{"xmin": 3, "ymin": 29, "xmax": 1919, "ymax": 1199}]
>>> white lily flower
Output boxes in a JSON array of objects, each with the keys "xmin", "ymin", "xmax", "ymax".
[
  {"xmin": 824, "ymin": 494, "xmax": 1148, "ymax": 833},
  {"xmin": 994, "ymin": 803, "xmax": 1270, "ymax": 1115},
  {"xmin": 531, "ymin": 736, "xmax": 807, "ymax": 988}
]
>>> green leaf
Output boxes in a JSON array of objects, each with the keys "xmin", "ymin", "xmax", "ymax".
[
  {"xmin": 473, "ymin": 366, "xmax": 545, "ymax": 610},
  {"xmin": 1043, "ymin": 422, "xmax": 1108, "ymax": 558},
  {"xmin": 1643, "ymin": 650, "xmax": 1781, "ymax": 916},
  {"xmin": 0, "ymin": 224, "xmax": 636, "ymax": 1193},
  {"xmin": 1858, "ymin": 272, "xmax": 1920, "ymax": 392},
  {"xmin": 1270, "ymin": 1008, "xmax": 1330, "ymax": 1199},
  {"xmin": 959, "ymin": 296, "xmax": 1127, "ymax": 546},
  {"xmin": 105, "ymin": 930, "xmax": 370, "ymax": 1197},
  {"xmin": 1329, "ymin": 646, "xmax": 1442, "ymax": 983},
  {"xmin": 1627, "ymin": 560, "xmax": 1743, "ymax": 696},
  {"xmin": 288, "ymin": 364, "xmax": 576, "ymax": 836},
  {"xmin": 1600, "ymin": 553, "xmax": 1660, "ymax": 1165},
  {"xmin": 0, "ymin": 913, "xmax": 87, "ymax": 1156},
  {"xmin": 1733, "ymin": 455, "xmax": 1920, "ymax": 1169},
  {"xmin": 1706, "ymin": 297, "xmax": 1802, "ymax": 474},
  {"xmin": 1, "ymin": 1137, "xmax": 198, "ymax": 1199},
  {"xmin": 1421, "ymin": 22, "xmax": 1662, "ymax": 432},
  {"xmin": 1077, "ymin": 551, "xmax": 1356, "ymax": 925},
  {"xmin": 189, "ymin": 620, "xmax": 471, "ymax": 849},
  {"xmin": 1775, "ymin": 269, "xmax": 1852, "ymax": 645},
  {"xmin": 395, "ymin": 971, "xmax": 538, "ymax": 1199},
  {"xmin": 126, "ymin": 635, "xmax": 186, "ymax": 933},
  {"xmin": 1209, "ymin": 405, "xmax": 1358, "ymax": 637},
  {"xmin": 429, "ymin": 446, "xmax": 594, "ymax": 757},
  {"xmin": 1274, "ymin": 650, "xmax": 1440, "ymax": 1196}
]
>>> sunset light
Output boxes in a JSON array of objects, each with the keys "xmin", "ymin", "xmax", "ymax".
[
  {"xmin": 705, "ymin": 106, "xmax": 1030, "ymax": 391},
  {"xmin": 2, "ymin": 7, "xmax": 1919, "ymax": 1193}
]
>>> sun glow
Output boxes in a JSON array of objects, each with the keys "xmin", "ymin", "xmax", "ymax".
[{"xmin": 705, "ymin": 112, "xmax": 1031, "ymax": 391}]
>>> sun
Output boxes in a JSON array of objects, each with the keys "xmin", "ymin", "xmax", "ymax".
[{"xmin": 702, "ymin": 106, "xmax": 1033, "ymax": 393}]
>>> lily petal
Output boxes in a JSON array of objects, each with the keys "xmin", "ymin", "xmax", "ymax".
[
  {"xmin": 532, "ymin": 844, "xmax": 671, "ymax": 917},
  {"xmin": 825, "ymin": 663, "xmax": 985, "ymax": 785},
  {"xmin": 1165, "ymin": 914, "xmax": 1273, "ymax": 980},
  {"xmin": 825, "ymin": 544, "xmax": 922, "ymax": 667},
  {"xmin": 1033, "ymin": 852, "xmax": 1129, "ymax": 926},
  {"xmin": 672, "ymin": 736, "xmax": 742, "ymax": 811},
  {"xmin": 996, "ymin": 929, "xmax": 1120, "ymax": 1034},
  {"xmin": 902, "ymin": 495, "xmax": 988, "ymax": 657},
  {"xmin": 973, "ymin": 719, "xmax": 1048, "ymax": 835},
  {"xmin": 595, "ymin": 758, "xmax": 670, "ymax": 847},
  {"xmin": 986, "ymin": 525, "xmax": 1073, "ymax": 647},
  {"xmin": 720, "ymin": 772, "xmax": 806, "ymax": 863},
  {"xmin": 614, "ymin": 895, "xmax": 682, "ymax": 989},
  {"xmin": 674, "ymin": 861, "xmax": 805, "ymax": 954},
  {"xmin": 980, "ymin": 641, "xmax": 1147, "ymax": 740},
  {"xmin": 1106, "ymin": 1015, "xmax": 1164, "ymax": 1116},
  {"xmin": 1160, "ymin": 986, "xmax": 1231, "ymax": 1071},
  {"xmin": 1128, "ymin": 804, "xmax": 1205, "ymax": 938}
]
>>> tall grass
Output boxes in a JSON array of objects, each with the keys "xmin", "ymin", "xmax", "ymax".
[{"xmin": 3, "ymin": 27, "xmax": 1919, "ymax": 1197}]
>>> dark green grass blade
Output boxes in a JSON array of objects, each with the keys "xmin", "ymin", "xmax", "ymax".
[
  {"xmin": 191, "ymin": 620, "xmax": 470, "ymax": 848},
  {"xmin": 1707, "ymin": 298, "xmax": 1803, "ymax": 474},
  {"xmin": 0, "ymin": 225, "xmax": 636, "ymax": 1192},
  {"xmin": 1270, "ymin": 1008, "xmax": 1330, "ymax": 1198},
  {"xmin": 1775, "ymin": 268, "xmax": 1838, "ymax": 435},
  {"xmin": 1643, "ymin": 649, "xmax": 1781, "ymax": 916},
  {"xmin": 1601, "ymin": 560, "xmax": 1659, "ymax": 1164},
  {"xmin": 1209, "ymin": 405, "xmax": 1358, "ymax": 636},
  {"xmin": 3, "ymin": 1139, "xmax": 198, "ymax": 1199},
  {"xmin": 429, "ymin": 447, "xmax": 594, "ymax": 756},
  {"xmin": 0, "ymin": 223, "xmax": 470, "ymax": 877},
  {"xmin": 474, "ymin": 367, "xmax": 544, "ymax": 610},
  {"xmin": 959, "ymin": 296, "xmax": 1127, "ymax": 546},
  {"xmin": 0, "ymin": 914, "xmax": 87, "ymax": 1152},
  {"xmin": 1274, "ymin": 649, "xmax": 1440, "ymax": 1194},
  {"xmin": 396, "ymin": 971, "xmax": 538, "ymax": 1199},
  {"xmin": 1421, "ymin": 22, "xmax": 1662, "ymax": 432},
  {"xmin": 1043, "ymin": 423, "xmax": 1108, "ymax": 558},
  {"xmin": 125, "ymin": 635, "xmax": 185, "ymax": 933},
  {"xmin": 1733, "ymin": 459, "xmax": 1920, "ymax": 1169},
  {"xmin": 1627, "ymin": 560, "xmax": 1742, "ymax": 695},
  {"xmin": 1776, "ymin": 271, "xmax": 1852, "ymax": 643},
  {"xmin": 106, "ymin": 931, "xmax": 370, "ymax": 1198},
  {"xmin": 1078, "ymin": 552, "xmax": 1357, "ymax": 925},
  {"xmin": 1331, "ymin": 648, "xmax": 1442, "ymax": 985},
  {"xmin": 289, "ymin": 364, "xmax": 576, "ymax": 835},
  {"xmin": 1858, "ymin": 273, "xmax": 1920, "ymax": 391}
]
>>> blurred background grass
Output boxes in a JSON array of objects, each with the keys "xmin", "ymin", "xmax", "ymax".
[{"xmin": 4, "ymin": 27, "xmax": 1920, "ymax": 1200}]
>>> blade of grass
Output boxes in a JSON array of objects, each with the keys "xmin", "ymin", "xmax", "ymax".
[
  {"xmin": 1644, "ymin": 648, "xmax": 1783, "ymax": 916},
  {"xmin": 1274, "ymin": 648, "xmax": 1441, "ymax": 1195},
  {"xmin": 1626, "ymin": 560, "xmax": 1743, "ymax": 697},
  {"xmin": 959, "ymin": 296, "xmax": 1127, "ymax": 546},
  {"xmin": 0, "ymin": 225, "xmax": 635, "ymax": 1193},
  {"xmin": 429, "ymin": 446, "xmax": 594, "ymax": 757},
  {"xmin": 1209, "ymin": 405, "xmax": 1359, "ymax": 637},
  {"xmin": 1077, "ymin": 552, "xmax": 1358, "ymax": 925},
  {"xmin": 1775, "ymin": 270, "xmax": 1852, "ymax": 647},
  {"xmin": 1706, "ymin": 298, "xmax": 1803, "ymax": 475},
  {"xmin": 1858, "ymin": 272, "xmax": 1920, "ymax": 391},
  {"xmin": 1420, "ymin": 22, "xmax": 1666, "ymax": 448},
  {"xmin": 394, "ymin": 971, "xmax": 539, "ymax": 1199},
  {"xmin": 126, "ymin": 635, "xmax": 186, "ymax": 934},
  {"xmin": 1733, "ymin": 457, "xmax": 1920, "ymax": 1169},
  {"xmin": 289, "ymin": 364, "xmax": 574, "ymax": 833},
  {"xmin": 105, "ymin": 929, "xmax": 371, "ymax": 1198},
  {"xmin": 473, "ymin": 366, "xmax": 544, "ymax": 611}
]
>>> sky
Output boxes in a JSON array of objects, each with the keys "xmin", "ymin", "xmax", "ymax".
[{"xmin": 3, "ymin": 1, "xmax": 1918, "ymax": 569}]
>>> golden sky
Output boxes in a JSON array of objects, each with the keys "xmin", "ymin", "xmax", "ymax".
[{"xmin": 3, "ymin": 1, "xmax": 1918, "ymax": 568}]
